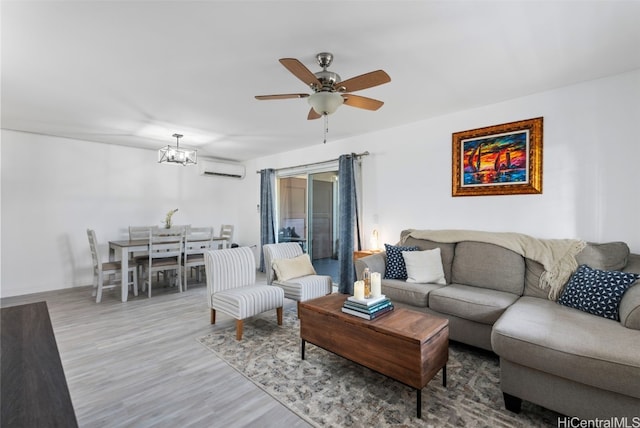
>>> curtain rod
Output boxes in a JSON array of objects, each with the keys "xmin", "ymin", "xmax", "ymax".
[{"xmin": 256, "ymin": 151, "xmax": 369, "ymax": 174}]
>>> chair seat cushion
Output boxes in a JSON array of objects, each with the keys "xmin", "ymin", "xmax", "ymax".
[
  {"xmin": 101, "ymin": 261, "xmax": 135, "ymax": 273},
  {"xmin": 212, "ymin": 285, "xmax": 284, "ymax": 319},
  {"xmin": 102, "ymin": 261, "xmax": 122, "ymax": 271},
  {"xmin": 274, "ymin": 275, "xmax": 332, "ymax": 301},
  {"xmin": 429, "ymin": 283, "xmax": 519, "ymax": 325},
  {"xmin": 150, "ymin": 257, "xmax": 180, "ymax": 268},
  {"xmin": 185, "ymin": 254, "xmax": 205, "ymax": 263}
]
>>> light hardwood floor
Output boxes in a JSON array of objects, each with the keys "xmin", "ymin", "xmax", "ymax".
[{"xmin": 1, "ymin": 274, "xmax": 312, "ymax": 428}]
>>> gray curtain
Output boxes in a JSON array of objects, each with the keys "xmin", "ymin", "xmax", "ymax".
[
  {"xmin": 338, "ymin": 154, "xmax": 361, "ymax": 294},
  {"xmin": 259, "ymin": 168, "xmax": 276, "ymax": 272}
]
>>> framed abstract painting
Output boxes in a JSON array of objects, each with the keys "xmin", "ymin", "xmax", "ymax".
[{"xmin": 452, "ymin": 117, "xmax": 543, "ymax": 197}]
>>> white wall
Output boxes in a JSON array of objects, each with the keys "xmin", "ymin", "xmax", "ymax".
[
  {"xmin": 0, "ymin": 131, "xmax": 246, "ymax": 297},
  {"xmin": 2, "ymin": 70, "xmax": 639, "ymax": 298},
  {"xmin": 249, "ymin": 70, "xmax": 640, "ymax": 254}
]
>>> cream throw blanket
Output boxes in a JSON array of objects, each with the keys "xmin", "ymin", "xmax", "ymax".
[{"xmin": 401, "ymin": 230, "xmax": 586, "ymax": 300}]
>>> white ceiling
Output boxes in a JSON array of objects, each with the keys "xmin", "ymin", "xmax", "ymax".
[{"xmin": 2, "ymin": 1, "xmax": 640, "ymax": 161}]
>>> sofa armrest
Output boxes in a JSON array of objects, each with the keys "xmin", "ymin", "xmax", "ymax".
[
  {"xmin": 621, "ymin": 253, "xmax": 640, "ymax": 329},
  {"xmin": 620, "ymin": 285, "xmax": 640, "ymax": 330},
  {"xmin": 354, "ymin": 253, "xmax": 386, "ymax": 280}
]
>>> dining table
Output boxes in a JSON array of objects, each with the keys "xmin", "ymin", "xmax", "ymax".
[{"xmin": 108, "ymin": 236, "xmax": 229, "ymax": 302}]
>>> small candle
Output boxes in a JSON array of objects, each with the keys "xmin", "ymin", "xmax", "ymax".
[
  {"xmin": 371, "ymin": 272, "xmax": 382, "ymax": 297},
  {"xmin": 354, "ymin": 280, "xmax": 365, "ymax": 300}
]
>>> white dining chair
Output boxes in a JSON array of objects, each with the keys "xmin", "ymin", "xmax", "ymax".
[
  {"xmin": 129, "ymin": 225, "xmax": 157, "ymax": 240},
  {"xmin": 141, "ymin": 227, "xmax": 183, "ymax": 297},
  {"xmin": 87, "ymin": 229, "xmax": 138, "ymax": 303},
  {"xmin": 183, "ymin": 226, "xmax": 214, "ymax": 290},
  {"xmin": 129, "ymin": 225, "xmax": 158, "ymax": 279},
  {"xmin": 219, "ymin": 224, "xmax": 234, "ymax": 248}
]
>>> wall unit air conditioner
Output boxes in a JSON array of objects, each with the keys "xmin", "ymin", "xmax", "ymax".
[{"xmin": 199, "ymin": 160, "xmax": 246, "ymax": 179}]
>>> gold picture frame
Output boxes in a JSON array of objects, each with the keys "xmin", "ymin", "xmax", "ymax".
[{"xmin": 452, "ymin": 117, "xmax": 543, "ymax": 197}]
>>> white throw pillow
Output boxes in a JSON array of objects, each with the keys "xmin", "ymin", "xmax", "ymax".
[
  {"xmin": 272, "ymin": 254, "xmax": 316, "ymax": 281},
  {"xmin": 402, "ymin": 248, "xmax": 446, "ymax": 284}
]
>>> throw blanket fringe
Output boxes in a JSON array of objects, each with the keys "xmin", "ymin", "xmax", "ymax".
[{"xmin": 401, "ymin": 230, "xmax": 586, "ymax": 300}]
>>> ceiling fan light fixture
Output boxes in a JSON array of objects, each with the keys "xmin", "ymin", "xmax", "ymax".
[
  {"xmin": 158, "ymin": 133, "xmax": 197, "ymax": 166},
  {"xmin": 308, "ymin": 91, "xmax": 344, "ymax": 115}
]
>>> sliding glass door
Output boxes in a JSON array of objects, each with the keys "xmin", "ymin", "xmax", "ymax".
[
  {"xmin": 276, "ymin": 169, "xmax": 339, "ymax": 282},
  {"xmin": 277, "ymin": 176, "xmax": 307, "ymax": 250}
]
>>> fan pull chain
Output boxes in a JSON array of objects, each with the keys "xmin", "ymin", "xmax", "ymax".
[{"xmin": 323, "ymin": 114, "xmax": 328, "ymax": 144}]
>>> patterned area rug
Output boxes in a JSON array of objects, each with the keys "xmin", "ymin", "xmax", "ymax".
[{"xmin": 197, "ymin": 310, "xmax": 560, "ymax": 427}]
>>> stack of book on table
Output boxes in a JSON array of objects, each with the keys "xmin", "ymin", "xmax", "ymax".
[{"xmin": 341, "ymin": 295, "xmax": 394, "ymax": 320}]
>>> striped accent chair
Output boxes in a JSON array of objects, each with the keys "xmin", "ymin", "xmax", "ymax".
[
  {"xmin": 263, "ymin": 243, "xmax": 333, "ymax": 314},
  {"xmin": 204, "ymin": 247, "xmax": 284, "ymax": 340}
]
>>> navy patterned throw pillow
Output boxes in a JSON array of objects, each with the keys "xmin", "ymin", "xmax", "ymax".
[
  {"xmin": 558, "ymin": 264, "xmax": 639, "ymax": 321},
  {"xmin": 384, "ymin": 244, "xmax": 419, "ymax": 280}
]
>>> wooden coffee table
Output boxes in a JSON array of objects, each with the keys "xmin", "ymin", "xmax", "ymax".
[{"xmin": 299, "ymin": 293, "xmax": 449, "ymax": 418}]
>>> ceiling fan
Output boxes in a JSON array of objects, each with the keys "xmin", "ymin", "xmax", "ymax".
[{"xmin": 255, "ymin": 52, "xmax": 391, "ymax": 120}]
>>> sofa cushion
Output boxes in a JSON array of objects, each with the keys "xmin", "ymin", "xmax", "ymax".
[
  {"xmin": 383, "ymin": 244, "xmax": 418, "ymax": 280},
  {"xmin": 491, "ymin": 296, "xmax": 640, "ymax": 399},
  {"xmin": 401, "ymin": 234, "xmax": 455, "ymax": 284},
  {"xmin": 523, "ymin": 259, "xmax": 549, "ymax": 299},
  {"xmin": 402, "ymin": 248, "xmax": 446, "ymax": 285},
  {"xmin": 428, "ymin": 283, "xmax": 519, "ymax": 325},
  {"xmin": 576, "ymin": 242, "xmax": 630, "ymax": 271},
  {"xmin": 557, "ymin": 264, "xmax": 639, "ymax": 321},
  {"xmin": 451, "ymin": 241, "xmax": 525, "ymax": 295},
  {"xmin": 380, "ymin": 279, "xmax": 443, "ymax": 308}
]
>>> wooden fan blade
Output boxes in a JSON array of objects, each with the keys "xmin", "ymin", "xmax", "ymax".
[
  {"xmin": 335, "ymin": 70, "xmax": 391, "ymax": 93},
  {"xmin": 307, "ymin": 108, "xmax": 322, "ymax": 120},
  {"xmin": 342, "ymin": 94, "xmax": 384, "ymax": 111},
  {"xmin": 280, "ymin": 58, "xmax": 321, "ymax": 88},
  {"xmin": 255, "ymin": 93, "xmax": 309, "ymax": 100}
]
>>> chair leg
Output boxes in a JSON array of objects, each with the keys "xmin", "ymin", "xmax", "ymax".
[
  {"xmin": 91, "ymin": 273, "xmax": 98, "ymax": 298},
  {"xmin": 210, "ymin": 309, "xmax": 216, "ymax": 325},
  {"xmin": 137, "ymin": 264, "xmax": 143, "ymax": 289},
  {"xmin": 96, "ymin": 272, "xmax": 104, "ymax": 303},
  {"xmin": 235, "ymin": 319, "xmax": 243, "ymax": 340},
  {"xmin": 140, "ymin": 267, "xmax": 147, "ymax": 292},
  {"xmin": 148, "ymin": 275, "xmax": 152, "ymax": 298},
  {"xmin": 183, "ymin": 264, "xmax": 188, "ymax": 292},
  {"xmin": 296, "ymin": 301, "xmax": 301, "ymax": 319},
  {"xmin": 277, "ymin": 307, "xmax": 283, "ymax": 325},
  {"xmin": 131, "ymin": 271, "xmax": 139, "ymax": 297}
]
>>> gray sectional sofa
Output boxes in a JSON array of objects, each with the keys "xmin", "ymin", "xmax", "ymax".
[{"xmin": 355, "ymin": 229, "xmax": 640, "ymax": 420}]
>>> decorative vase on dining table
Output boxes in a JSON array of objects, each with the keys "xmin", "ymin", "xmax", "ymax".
[{"xmin": 164, "ymin": 208, "xmax": 178, "ymax": 229}]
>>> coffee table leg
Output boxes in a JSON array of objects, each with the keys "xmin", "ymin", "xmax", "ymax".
[
  {"xmin": 442, "ymin": 365, "xmax": 447, "ymax": 387},
  {"xmin": 301, "ymin": 339, "xmax": 306, "ymax": 360},
  {"xmin": 416, "ymin": 389, "xmax": 421, "ymax": 418}
]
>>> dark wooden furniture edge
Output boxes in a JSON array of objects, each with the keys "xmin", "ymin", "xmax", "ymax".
[{"xmin": 1, "ymin": 301, "xmax": 78, "ymax": 427}]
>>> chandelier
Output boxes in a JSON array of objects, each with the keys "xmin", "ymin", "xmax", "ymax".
[{"xmin": 158, "ymin": 133, "xmax": 197, "ymax": 166}]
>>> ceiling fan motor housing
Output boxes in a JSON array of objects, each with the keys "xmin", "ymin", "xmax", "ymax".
[
  {"xmin": 314, "ymin": 70, "xmax": 341, "ymax": 91},
  {"xmin": 313, "ymin": 52, "xmax": 340, "ymax": 92}
]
